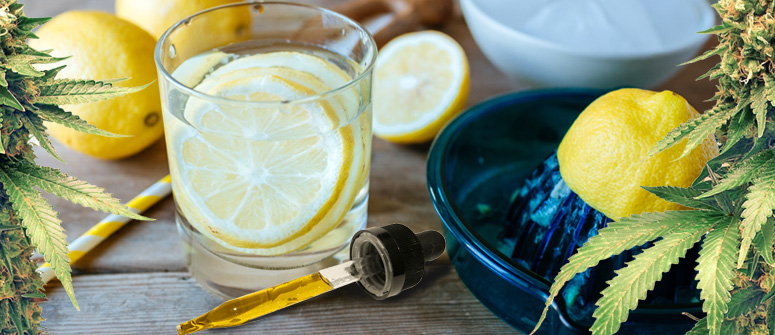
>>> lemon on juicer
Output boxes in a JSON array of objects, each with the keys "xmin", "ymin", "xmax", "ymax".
[
  {"xmin": 504, "ymin": 89, "xmax": 718, "ymax": 326},
  {"xmin": 557, "ymin": 88, "xmax": 719, "ymax": 220},
  {"xmin": 30, "ymin": 11, "xmax": 162, "ymax": 160}
]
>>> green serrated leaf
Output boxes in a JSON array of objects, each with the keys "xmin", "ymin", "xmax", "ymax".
[
  {"xmin": 41, "ymin": 65, "xmax": 65, "ymax": 81},
  {"xmin": 21, "ymin": 291, "xmax": 46, "ymax": 299},
  {"xmin": 18, "ymin": 113, "xmax": 62, "ymax": 163},
  {"xmin": 31, "ymin": 104, "xmax": 126, "ymax": 137},
  {"xmin": 0, "ymin": 86, "xmax": 23, "ymax": 111},
  {"xmin": 33, "ymin": 79, "xmax": 148, "ymax": 105},
  {"xmin": 8, "ymin": 160, "xmax": 150, "ymax": 221},
  {"xmin": 696, "ymin": 217, "xmax": 739, "ymax": 335},
  {"xmin": 683, "ymin": 45, "xmax": 728, "ymax": 66},
  {"xmin": 642, "ymin": 186, "xmax": 722, "ymax": 211},
  {"xmin": 0, "ymin": 71, "xmax": 8, "ymax": 88},
  {"xmin": 650, "ymin": 107, "xmax": 734, "ymax": 159},
  {"xmin": 721, "ymin": 109, "xmax": 755, "ymax": 155},
  {"xmin": 686, "ymin": 318, "xmax": 709, "ymax": 335},
  {"xmin": 532, "ymin": 211, "xmax": 727, "ymax": 334},
  {"xmin": 0, "ymin": 166, "xmax": 77, "ymax": 310},
  {"xmin": 3, "ymin": 54, "xmax": 66, "ymax": 77},
  {"xmin": 678, "ymin": 108, "xmax": 737, "ymax": 160},
  {"xmin": 719, "ymin": 317, "xmax": 742, "ymax": 335},
  {"xmin": 16, "ymin": 16, "xmax": 50, "ymax": 31},
  {"xmin": 699, "ymin": 149, "xmax": 775, "ymax": 198},
  {"xmin": 698, "ymin": 64, "xmax": 721, "ymax": 81},
  {"xmin": 738, "ymin": 167, "xmax": 775, "ymax": 267},
  {"xmin": 751, "ymin": 84, "xmax": 770, "ymax": 138},
  {"xmin": 727, "ymin": 287, "xmax": 766, "ymax": 317},
  {"xmin": 589, "ymin": 218, "xmax": 717, "ymax": 335},
  {"xmin": 753, "ymin": 217, "xmax": 775, "ymax": 265},
  {"xmin": 698, "ymin": 21, "xmax": 735, "ymax": 35},
  {"xmin": 765, "ymin": 75, "xmax": 775, "ymax": 104},
  {"xmin": 16, "ymin": 45, "xmax": 51, "ymax": 58}
]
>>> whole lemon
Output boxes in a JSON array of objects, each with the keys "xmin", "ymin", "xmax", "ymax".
[
  {"xmin": 115, "ymin": 0, "xmax": 246, "ymax": 40},
  {"xmin": 557, "ymin": 88, "xmax": 719, "ymax": 220},
  {"xmin": 30, "ymin": 11, "xmax": 162, "ymax": 160}
]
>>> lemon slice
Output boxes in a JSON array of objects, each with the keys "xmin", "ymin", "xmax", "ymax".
[
  {"xmin": 373, "ymin": 31, "xmax": 470, "ymax": 143},
  {"xmin": 168, "ymin": 53, "xmax": 365, "ymax": 255},
  {"xmin": 210, "ymin": 51, "xmax": 361, "ymax": 121},
  {"xmin": 210, "ymin": 51, "xmax": 353, "ymax": 89}
]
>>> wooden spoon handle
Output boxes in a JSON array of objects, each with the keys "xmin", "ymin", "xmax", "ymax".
[
  {"xmin": 333, "ymin": 0, "xmax": 454, "ymax": 47},
  {"xmin": 333, "ymin": 0, "xmax": 392, "ymax": 22}
]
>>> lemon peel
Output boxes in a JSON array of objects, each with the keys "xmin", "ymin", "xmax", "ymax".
[
  {"xmin": 557, "ymin": 88, "xmax": 719, "ymax": 220},
  {"xmin": 29, "ymin": 11, "xmax": 162, "ymax": 160}
]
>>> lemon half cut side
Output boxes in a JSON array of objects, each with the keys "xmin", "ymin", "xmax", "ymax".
[{"xmin": 373, "ymin": 30, "xmax": 470, "ymax": 143}]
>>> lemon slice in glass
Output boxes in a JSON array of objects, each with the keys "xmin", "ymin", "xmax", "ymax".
[{"xmin": 168, "ymin": 57, "xmax": 364, "ymax": 255}]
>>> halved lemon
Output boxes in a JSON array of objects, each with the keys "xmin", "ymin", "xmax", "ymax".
[
  {"xmin": 167, "ymin": 52, "xmax": 366, "ymax": 255},
  {"xmin": 373, "ymin": 31, "xmax": 470, "ymax": 143}
]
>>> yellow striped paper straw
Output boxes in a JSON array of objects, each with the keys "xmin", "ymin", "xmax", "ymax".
[{"xmin": 37, "ymin": 175, "xmax": 172, "ymax": 284}]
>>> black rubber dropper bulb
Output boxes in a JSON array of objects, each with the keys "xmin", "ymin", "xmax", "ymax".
[{"xmin": 350, "ymin": 224, "xmax": 446, "ymax": 300}]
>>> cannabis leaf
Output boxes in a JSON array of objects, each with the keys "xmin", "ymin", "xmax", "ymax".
[
  {"xmin": 695, "ymin": 217, "xmax": 739, "ymax": 335},
  {"xmin": 738, "ymin": 166, "xmax": 775, "ymax": 267},
  {"xmin": 32, "ymin": 79, "xmax": 147, "ymax": 105},
  {"xmin": 643, "ymin": 186, "xmax": 721, "ymax": 211},
  {"xmin": 686, "ymin": 317, "xmax": 709, "ymax": 335},
  {"xmin": 31, "ymin": 104, "xmax": 124, "ymax": 137},
  {"xmin": 650, "ymin": 107, "xmax": 736, "ymax": 159},
  {"xmin": 0, "ymin": 166, "xmax": 76, "ymax": 309},
  {"xmin": 721, "ymin": 109, "xmax": 755, "ymax": 154},
  {"xmin": 750, "ymin": 84, "xmax": 770, "ymax": 137},
  {"xmin": 531, "ymin": 211, "xmax": 726, "ymax": 335},
  {"xmin": 683, "ymin": 43, "xmax": 728, "ymax": 65},
  {"xmin": 590, "ymin": 219, "xmax": 718, "ymax": 335},
  {"xmin": 727, "ymin": 287, "xmax": 766, "ymax": 317},
  {"xmin": 753, "ymin": 217, "xmax": 775, "ymax": 265},
  {"xmin": 18, "ymin": 112, "xmax": 61, "ymax": 163},
  {"xmin": 3, "ymin": 53, "xmax": 67, "ymax": 77},
  {"xmin": 0, "ymin": 86, "xmax": 23, "ymax": 111},
  {"xmin": 7, "ymin": 160, "xmax": 150, "ymax": 221},
  {"xmin": 15, "ymin": 16, "xmax": 49, "ymax": 32},
  {"xmin": 698, "ymin": 149, "xmax": 775, "ymax": 198}
]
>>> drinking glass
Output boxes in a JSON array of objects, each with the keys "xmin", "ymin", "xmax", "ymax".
[{"xmin": 155, "ymin": 1, "xmax": 375, "ymax": 298}]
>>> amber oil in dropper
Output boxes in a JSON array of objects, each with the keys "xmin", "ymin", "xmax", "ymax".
[
  {"xmin": 177, "ymin": 272, "xmax": 331, "ymax": 334},
  {"xmin": 176, "ymin": 225, "xmax": 446, "ymax": 334},
  {"xmin": 177, "ymin": 256, "xmax": 379, "ymax": 335}
]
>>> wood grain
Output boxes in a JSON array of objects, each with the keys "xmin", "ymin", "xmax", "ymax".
[
  {"xmin": 17, "ymin": 0, "xmax": 720, "ymax": 334},
  {"xmin": 42, "ymin": 267, "xmax": 518, "ymax": 335}
]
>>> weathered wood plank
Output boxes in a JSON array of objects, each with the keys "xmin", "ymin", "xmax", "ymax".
[{"xmin": 41, "ymin": 268, "xmax": 520, "ymax": 334}]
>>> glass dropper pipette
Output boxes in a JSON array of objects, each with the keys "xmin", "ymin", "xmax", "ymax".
[{"xmin": 177, "ymin": 224, "xmax": 446, "ymax": 334}]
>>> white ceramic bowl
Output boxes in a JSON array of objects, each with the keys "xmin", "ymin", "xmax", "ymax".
[{"xmin": 460, "ymin": 0, "xmax": 716, "ymax": 89}]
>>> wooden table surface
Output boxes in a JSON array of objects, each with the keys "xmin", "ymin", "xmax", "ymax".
[{"xmin": 21, "ymin": 1, "xmax": 719, "ymax": 334}]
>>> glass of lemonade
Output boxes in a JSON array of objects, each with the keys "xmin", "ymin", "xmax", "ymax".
[{"xmin": 155, "ymin": 2, "xmax": 375, "ymax": 298}]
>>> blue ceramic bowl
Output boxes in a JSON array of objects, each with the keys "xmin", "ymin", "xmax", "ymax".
[{"xmin": 426, "ymin": 89, "xmax": 702, "ymax": 334}]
